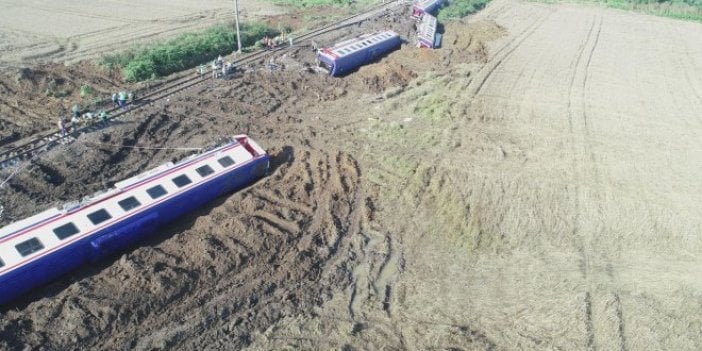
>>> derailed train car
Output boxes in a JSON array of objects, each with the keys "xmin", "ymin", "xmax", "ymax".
[
  {"xmin": 416, "ymin": 13, "xmax": 439, "ymax": 48},
  {"xmin": 0, "ymin": 135, "xmax": 269, "ymax": 306},
  {"xmin": 411, "ymin": 0, "xmax": 445, "ymax": 18},
  {"xmin": 317, "ymin": 30, "xmax": 402, "ymax": 77}
]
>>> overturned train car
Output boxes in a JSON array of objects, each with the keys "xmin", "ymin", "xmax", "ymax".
[
  {"xmin": 412, "ymin": 0, "xmax": 445, "ymax": 18},
  {"xmin": 416, "ymin": 14, "xmax": 439, "ymax": 48},
  {"xmin": 0, "ymin": 135, "xmax": 269, "ymax": 306},
  {"xmin": 317, "ymin": 30, "xmax": 402, "ymax": 77}
]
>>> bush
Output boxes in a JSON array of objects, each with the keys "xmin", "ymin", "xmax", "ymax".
[
  {"xmin": 103, "ymin": 22, "xmax": 279, "ymax": 82},
  {"xmin": 437, "ymin": 0, "xmax": 491, "ymax": 21},
  {"xmin": 271, "ymin": 0, "xmax": 355, "ymax": 7},
  {"xmin": 597, "ymin": 0, "xmax": 702, "ymax": 22},
  {"xmin": 79, "ymin": 84, "xmax": 93, "ymax": 98}
]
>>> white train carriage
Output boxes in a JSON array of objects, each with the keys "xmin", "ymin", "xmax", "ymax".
[
  {"xmin": 0, "ymin": 135, "xmax": 269, "ymax": 305},
  {"xmin": 416, "ymin": 13, "xmax": 439, "ymax": 48}
]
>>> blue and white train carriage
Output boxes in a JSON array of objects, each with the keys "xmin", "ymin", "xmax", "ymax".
[
  {"xmin": 0, "ymin": 135, "xmax": 269, "ymax": 306},
  {"xmin": 416, "ymin": 13, "xmax": 439, "ymax": 48},
  {"xmin": 411, "ymin": 0, "xmax": 445, "ymax": 18},
  {"xmin": 317, "ymin": 30, "xmax": 402, "ymax": 77}
]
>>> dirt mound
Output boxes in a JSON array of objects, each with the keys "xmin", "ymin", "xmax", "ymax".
[
  {"xmin": 439, "ymin": 20, "xmax": 506, "ymax": 64},
  {"xmin": 352, "ymin": 58, "xmax": 418, "ymax": 93}
]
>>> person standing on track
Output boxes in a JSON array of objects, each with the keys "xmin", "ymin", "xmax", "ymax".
[
  {"xmin": 111, "ymin": 92, "xmax": 119, "ymax": 108},
  {"xmin": 71, "ymin": 113, "xmax": 81, "ymax": 133},
  {"xmin": 58, "ymin": 118, "xmax": 67, "ymax": 137},
  {"xmin": 98, "ymin": 110, "xmax": 108, "ymax": 127},
  {"xmin": 84, "ymin": 111, "xmax": 94, "ymax": 127},
  {"xmin": 71, "ymin": 104, "xmax": 81, "ymax": 119},
  {"xmin": 212, "ymin": 59, "xmax": 219, "ymax": 80},
  {"xmin": 118, "ymin": 90, "xmax": 128, "ymax": 111}
]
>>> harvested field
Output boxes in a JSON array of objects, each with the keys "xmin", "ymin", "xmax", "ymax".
[
  {"xmin": 0, "ymin": 0, "xmax": 285, "ymax": 68},
  {"xmin": 2, "ymin": 0, "xmax": 702, "ymax": 349}
]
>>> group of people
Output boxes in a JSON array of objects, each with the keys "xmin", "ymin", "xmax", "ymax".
[
  {"xmin": 261, "ymin": 35, "xmax": 294, "ymax": 50},
  {"xmin": 57, "ymin": 89, "xmax": 136, "ymax": 136},
  {"xmin": 209, "ymin": 55, "xmax": 234, "ymax": 79},
  {"xmin": 58, "ymin": 105, "xmax": 109, "ymax": 137},
  {"xmin": 111, "ymin": 90, "xmax": 136, "ymax": 111}
]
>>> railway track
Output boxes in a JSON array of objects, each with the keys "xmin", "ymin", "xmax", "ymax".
[{"xmin": 0, "ymin": 0, "xmax": 407, "ymax": 171}]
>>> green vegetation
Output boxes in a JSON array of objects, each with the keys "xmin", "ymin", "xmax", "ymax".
[
  {"xmin": 79, "ymin": 84, "xmax": 93, "ymax": 98},
  {"xmin": 599, "ymin": 0, "xmax": 702, "ymax": 21},
  {"xmin": 100, "ymin": 23, "xmax": 279, "ymax": 82},
  {"xmin": 536, "ymin": 0, "xmax": 702, "ymax": 22},
  {"xmin": 437, "ymin": 0, "xmax": 491, "ymax": 21},
  {"xmin": 270, "ymin": 0, "xmax": 359, "ymax": 7}
]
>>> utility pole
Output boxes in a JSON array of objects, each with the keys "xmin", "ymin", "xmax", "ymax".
[{"xmin": 234, "ymin": 0, "xmax": 242, "ymax": 54}]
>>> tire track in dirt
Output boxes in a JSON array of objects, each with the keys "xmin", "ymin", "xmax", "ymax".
[
  {"xmin": 467, "ymin": 7, "xmax": 555, "ymax": 97},
  {"xmin": 567, "ymin": 13, "xmax": 596, "ymax": 349},
  {"xmin": 0, "ymin": 144, "xmax": 373, "ymax": 350},
  {"xmin": 668, "ymin": 24, "xmax": 702, "ymax": 119},
  {"xmin": 567, "ymin": 12, "xmax": 628, "ymax": 351}
]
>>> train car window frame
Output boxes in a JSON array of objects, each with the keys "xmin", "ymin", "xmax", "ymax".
[
  {"xmin": 147, "ymin": 185, "xmax": 168, "ymax": 199},
  {"xmin": 196, "ymin": 165, "xmax": 215, "ymax": 177},
  {"xmin": 172, "ymin": 174, "xmax": 192, "ymax": 188},
  {"xmin": 218, "ymin": 156, "xmax": 235, "ymax": 168},
  {"xmin": 118, "ymin": 196, "xmax": 141, "ymax": 212},
  {"xmin": 53, "ymin": 222, "xmax": 80, "ymax": 240},
  {"xmin": 87, "ymin": 209, "xmax": 112, "ymax": 226},
  {"xmin": 15, "ymin": 237, "xmax": 44, "ymax": 257},
  {"xmin": 0, "ymin": 257, "xmax": 4, "ymax": 268}
]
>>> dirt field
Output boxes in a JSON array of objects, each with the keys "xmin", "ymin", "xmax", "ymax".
[
  {"xmin": 2, "ymin": 0, "xmax": 702, "ymax": 350},
  {"xmin": 0, "ymin": 0, "xmax": 285, "ymax": 68},
  {"xmin": 245, "ymin": 1, "xmax": 702, "ymax": 349}
]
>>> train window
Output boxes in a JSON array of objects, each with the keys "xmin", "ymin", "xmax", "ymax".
[
  {"xmin": 218, "ymin": 156, "xmax": 235, "ymax": 168},
  {"xmin": 196, "ymin": 165, "xmax": 215, "ymax": 177},
  {"xmin": 54, "ymin": 222, "xmax": 80, "ymax": 240},
  {"xmin": 118, "ymin": 197, "xmax": 141, "ymax": 212},
  {"xmin": 87, "ymin": 209, "xmax": 112, "ymax": 225},
  {"xmin": 0, "ymin": 257, "xmax": 4, "ymax": 268},
  {"xmin": 172, "ymin": 174, "xmax": 192, "ymax": 188},
  {"xmin": 15, "ymin": 238, "xmax": 44, "ymax": 257},
  {"xmin": 147, "ymin": 185, "xmax": 167, "ymax": 199}
]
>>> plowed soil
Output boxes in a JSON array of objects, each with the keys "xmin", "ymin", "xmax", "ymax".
[{"xmin": 2, "ymin": 0, "xmax": 702, "ymax": 350}]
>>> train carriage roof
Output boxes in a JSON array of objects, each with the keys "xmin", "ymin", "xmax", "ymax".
[
  {"xmin": 417, "ymin": 14, "xmax": 438, "ymax": 42},
  {"xmin": 319, "ymin": 31, "xmax": 400, "ymax": 60}
]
